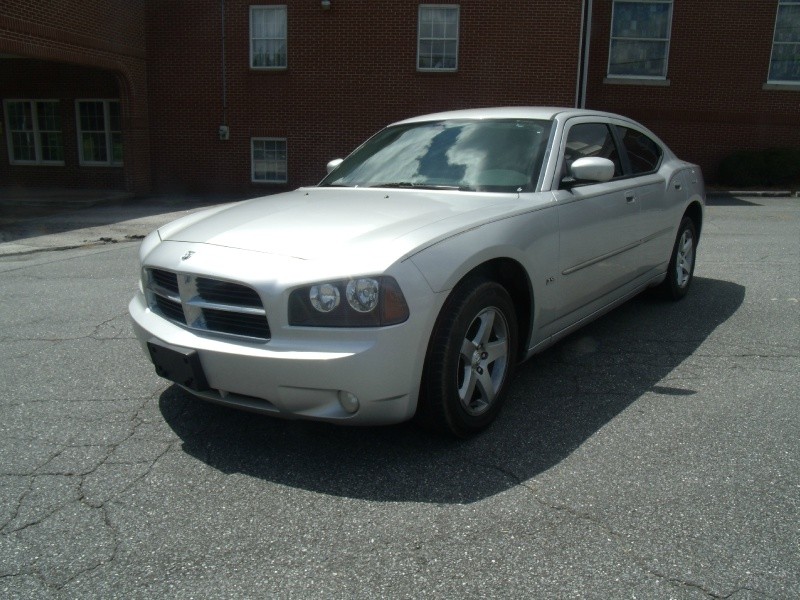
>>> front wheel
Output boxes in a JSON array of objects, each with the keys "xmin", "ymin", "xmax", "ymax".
[
  {"xmin": 418, "ymin": 279, "xmax": 518, "ymax": 437},
  {"xmin": 661, "ymin": 216, "xmax": 697, "ymax": 300}
]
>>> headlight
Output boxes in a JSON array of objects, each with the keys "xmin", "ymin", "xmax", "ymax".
[
  {"xmin": 346, "ymin": 278, "xmax": 379, "ymax": 313},
  {"xmin": 310, "ymin": 283, "xmax": 341, "ymax": 313},
  {"xmin": 289, "ymin": 276, "xmax": 409, "ymax": 327}
]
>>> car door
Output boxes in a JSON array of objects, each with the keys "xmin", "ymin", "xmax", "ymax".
[
  {"xmin": 614, "ymin": 124, "xmax": 676, "ymax": 276},
  {"xmin": 551, "ymin": 119, "xmax": 641, "ymax": 322}
]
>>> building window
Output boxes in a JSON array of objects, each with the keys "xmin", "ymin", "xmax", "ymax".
[
  {"xmin": 769, "ymin": 1, "xmax": 800, "ymax": 83},
  {"xmin": 250, "ymin": 6, "xmax": 287, "ymax": 69},
  {"xmin": 76, "ymin": 100, "xmax": 122, "ymax": 166},
  {"xmin": 252, "ymin": 138, "xmax": 287, "ymax": 183},
  {"xmin": 417, "ymin": 5, "xmax": 459, "ymax": 71},
  {"xmin": 608, "ymin": 0, "xmax": 673, "ymax": 78},
  {"xmin": 4, "ymin": 100, "xmax": 64, "ymax": 165}
]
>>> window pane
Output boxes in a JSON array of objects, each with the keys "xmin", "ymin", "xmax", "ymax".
[
  {"xmin": 252, "ymin": 10, "xmax": 267, "ymax": 38},
  {"xmin": 7, "ymin": 102, "xmax": 33, "ymax": 130},
  {"xmin": 11, "ymin": 131, "xmax": 36, "ymax": 161},
  {"xmin": 36, "ymin": 101, "xmax": 61, "ymax": 131},
  {"xmin": 266, "ymin": 10, "xmax": 286, "ymax": 38},
  {"xmin": 769, "ymin": 42, "xmax": 800, "ymax": 81},
  {"xmin": 82, "ymin": 132, "xmax": 107, "ymax": 162},
  {"xmin": 612, "ymin": 2, "xmax": 671, "ymax": 39},
  {"xmin": 775, "ymin": 4, "xmax": 800, "ymax": 43},
  {"xmin": 80, "ymin": 101, "xmax": 105, "ymax": 132},
  {"xmin": 39, "ymin": 131, "xmax": 64, "ymax": 162},
  {"xmin": 618, "ymin": 127, "xmax": 662, "ymax": 173},
  {"xmin": 565, "ymin": 123, "xmax": 622, "ymax": 177},
  {"xmin": 609, "ymin": 39, "xmax": 668, "ymax": 77}
]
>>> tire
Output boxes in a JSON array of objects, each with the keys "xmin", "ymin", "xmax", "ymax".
[
  {"xmin": 418, "ymin": 279, "xmax": 518, "ymax": 437},
  {"xmin": 661, "ymin": 216, "xmax": 697, "ymax": 300}
]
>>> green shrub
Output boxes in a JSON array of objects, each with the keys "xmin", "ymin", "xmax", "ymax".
[
  {"xmin": 719, "ymin": 148, "xmax": 800, "ymax": 187},
  {"xmin": 718, "ymin": 151, "xmax": 765, "ymax": 187},
  {"xmin": 718, "ymin": 148, "xmax": 800, "ymax": 187}
]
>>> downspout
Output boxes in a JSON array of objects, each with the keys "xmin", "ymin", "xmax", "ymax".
[
  {"xmin": 575, "ymin": 0, "xmax": 592, "ymax": 109},
  {"xmin": 221, "ymin": 0, "xmax": 228, "ymax": 126}
]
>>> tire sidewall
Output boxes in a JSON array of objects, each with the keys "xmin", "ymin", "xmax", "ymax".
[
  {"xmin": 666, "ymin": 217, "xmax": 697, "ymax": 300},
  {"xmin": 422, "ymin": 279, "xmax": 518, "ymax": 436}
]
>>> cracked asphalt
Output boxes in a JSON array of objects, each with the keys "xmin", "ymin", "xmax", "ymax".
[{"xmin": 0, "ymin": 195, "xmax": 798, "ymax": 598}]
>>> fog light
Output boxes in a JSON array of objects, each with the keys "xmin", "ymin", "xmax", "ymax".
[{"xmin": 338, "ymin": 391, "xmax": 360, "ymax": 414}]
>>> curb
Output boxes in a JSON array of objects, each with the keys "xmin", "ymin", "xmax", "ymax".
[{"xmin": 706, "ymin": 190, "xmax": 799, "ymax": 199}]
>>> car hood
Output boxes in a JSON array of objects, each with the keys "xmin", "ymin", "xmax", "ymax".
[{"xmin": 161, "ymin": 187, "xmax": 521, "ymax": 261}]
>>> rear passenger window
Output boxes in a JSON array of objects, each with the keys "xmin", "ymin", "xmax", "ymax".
[
  {"xmin": 564, "ymin": 123, "xmax": 623, "ymax": 178},
  {"xmin": 618, "ymin": 127, "xmax": 662, "ymax": 174}
]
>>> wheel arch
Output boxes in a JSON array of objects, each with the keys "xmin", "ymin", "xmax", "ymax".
[
  {"xmin": 684, "ymin": 200, "xmax": 703, "ymax": 241},
  {"xmin": 447, "ymin": 258, "xmax": 534, "ymax": 362}
]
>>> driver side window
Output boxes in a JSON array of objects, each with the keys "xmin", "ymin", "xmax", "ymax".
[{"xmin": 562, "ymin": 123, "xmax": 623, "ymax": 184}]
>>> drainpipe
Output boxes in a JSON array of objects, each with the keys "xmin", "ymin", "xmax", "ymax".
[
  {"xmin": 221, "ymin": 0, "xmax": 228, "ymax": 132},
  {"xmin": 575, "ymin": 0, "xmax": 593, "ymax": 108}
]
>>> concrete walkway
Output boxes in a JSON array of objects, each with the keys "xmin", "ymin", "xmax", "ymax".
[{"xmin": 0, "ymin": 190, "xmax": 245, "ymax": 257}]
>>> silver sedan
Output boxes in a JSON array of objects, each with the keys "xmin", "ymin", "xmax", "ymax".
[{"xmin": 129, "ymin": 107, "xmax": 705, "ymax": 436}]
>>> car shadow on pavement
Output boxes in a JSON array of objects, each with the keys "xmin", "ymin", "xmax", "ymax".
[{"xmin": 159, "ymin": 276, "xmax": 744, "ymax": 504}]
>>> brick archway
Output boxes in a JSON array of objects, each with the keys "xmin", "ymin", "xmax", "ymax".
[{"xmin": 0, "ymin": 7, "xmax": 151, "ymax": 194}]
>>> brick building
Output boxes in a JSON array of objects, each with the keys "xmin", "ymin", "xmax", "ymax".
[{"xmin": 1, "ymin": 1, "xmax": 799, "ymax": 198}]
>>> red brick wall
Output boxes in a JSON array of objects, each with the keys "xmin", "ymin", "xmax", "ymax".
[
  {"xmin": 0, "ymin": 0, "xmax": 151, "ymax": 193},
  {"xmin": 586, "ymin": 0, "xmax": 800, "ymax": 181},
  {"xmin": 147, "ymin": 0, "xmax": 582, "ymax": 194}
]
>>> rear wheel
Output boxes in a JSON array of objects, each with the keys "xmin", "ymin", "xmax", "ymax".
[
  {"xmin": 661, "ymin": 216, "xmax": 697, "ymax": 300},
  {"xmin": 418, "ymin": 279, "xmax": 517, "ymax": 437}
]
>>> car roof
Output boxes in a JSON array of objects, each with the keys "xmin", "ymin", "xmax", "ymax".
[{"xmin": 391, "ymin": 107, "xmax": 626, "ymax": 126}]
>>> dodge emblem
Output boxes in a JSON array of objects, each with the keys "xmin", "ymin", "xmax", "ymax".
[{"xmin": 181, "ymin": 250, "xmax": 195, "ymax": 261}]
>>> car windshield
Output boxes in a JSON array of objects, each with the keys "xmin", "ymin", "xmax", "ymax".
[{"xmin": 320, "ymin": 119, "xmax": 552, "ymax": 193}]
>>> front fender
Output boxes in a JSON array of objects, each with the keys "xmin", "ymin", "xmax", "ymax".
[{"xmin": 407, "ymin": 205, "xmax": 560, "ymax": 347}]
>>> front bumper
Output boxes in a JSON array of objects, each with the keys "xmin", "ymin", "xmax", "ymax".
[{"xmin": 129, "ymin": 291, "xmax": 431, "ymax": 425}]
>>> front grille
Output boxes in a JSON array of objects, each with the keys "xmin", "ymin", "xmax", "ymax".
[
  {"xmin": 145, "ymin": 268, "xmax": 271, "ymax": 341},
  {"xmin": 196, "ymin": 277, "xmax": 263, "ymax": 307}
]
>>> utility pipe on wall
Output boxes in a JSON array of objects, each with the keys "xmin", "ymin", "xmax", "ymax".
[{"xmin": 575, "ymin": 0, "xmax": 593, "ymax": 109}]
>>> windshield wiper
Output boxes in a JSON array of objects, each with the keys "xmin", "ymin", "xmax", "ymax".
[{"xmin": 368, "ymin": 182, "xmax": 474, "ymax": 191}]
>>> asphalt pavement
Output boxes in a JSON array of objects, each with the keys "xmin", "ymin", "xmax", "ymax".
[{"xmin": 0, "ymin": 192, "xmax": 798, "ymax": 598}]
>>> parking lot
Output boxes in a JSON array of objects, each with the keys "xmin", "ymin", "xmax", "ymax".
[{"xmin": 0, "ymin": 195, "xmax": 798, "ymax": 599}]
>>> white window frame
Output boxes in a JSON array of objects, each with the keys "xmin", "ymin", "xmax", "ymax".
[
  {"xmin": 417, "ymin": 4, "xmax": 460, "ymax": 72},
  {"xmin": 75, "ymin": 99, "xmax": 123, "ymax": 167},
  {"xmin": 607, "ymin": 0, "xmax": 673, "ymax": 80},
  {"xmin": 3, "ymin": 99, "xmax": 64, "ymax": 166},
  {"xmin": 768, "ymin": 1, "xmax": 800, "ymax": 84},
  {"xmin": 251, "ymin": 137, "xmax": 288, "ymax": 184},
  {"xmin": 250, "ymin": 5, "xmax": 288, "ymax": 70}
]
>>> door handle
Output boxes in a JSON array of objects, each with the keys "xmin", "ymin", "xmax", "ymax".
[{"xmin": 625, "ymin": 192, "xmax": 636, "ymax": 203}]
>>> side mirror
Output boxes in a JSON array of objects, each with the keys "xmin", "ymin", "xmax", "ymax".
[
  {"xmin": 326, "ymin": 158, "xmax": 344, "ymax": 174},
  {"xmin": 565, "ymin": 157, "xmax": 615, "ymax": 186}
]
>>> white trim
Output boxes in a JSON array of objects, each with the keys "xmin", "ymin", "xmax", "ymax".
[
  {"xmin": 767, "ymin": 1, "xmax": 800, "ymax": 84},
  {"xmin": 3, "ymin": 99, "xmax": 65, "ymax": 166},
  {"xmin": 250, "ymin": 5, "xmax": 288, "ymax": 70},
  {"xmin": 417, "ymin": 4, "xmax": 460, "ymax": 72},
  {"xmin": 607, "ymin": 0, "xmax": 673, "ymax": 79},
  {"xmin": 75, "ymin": 99, "xmax": 123, "ymax": 167},
  {"xmin": 251, "ymin": 137, "xmax": 288, "ymax": 184}
]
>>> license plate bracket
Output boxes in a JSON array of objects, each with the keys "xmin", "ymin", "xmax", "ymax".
[{"xmin": 147, "ymin": 338, "xmax": 209, "ymax": 392}]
